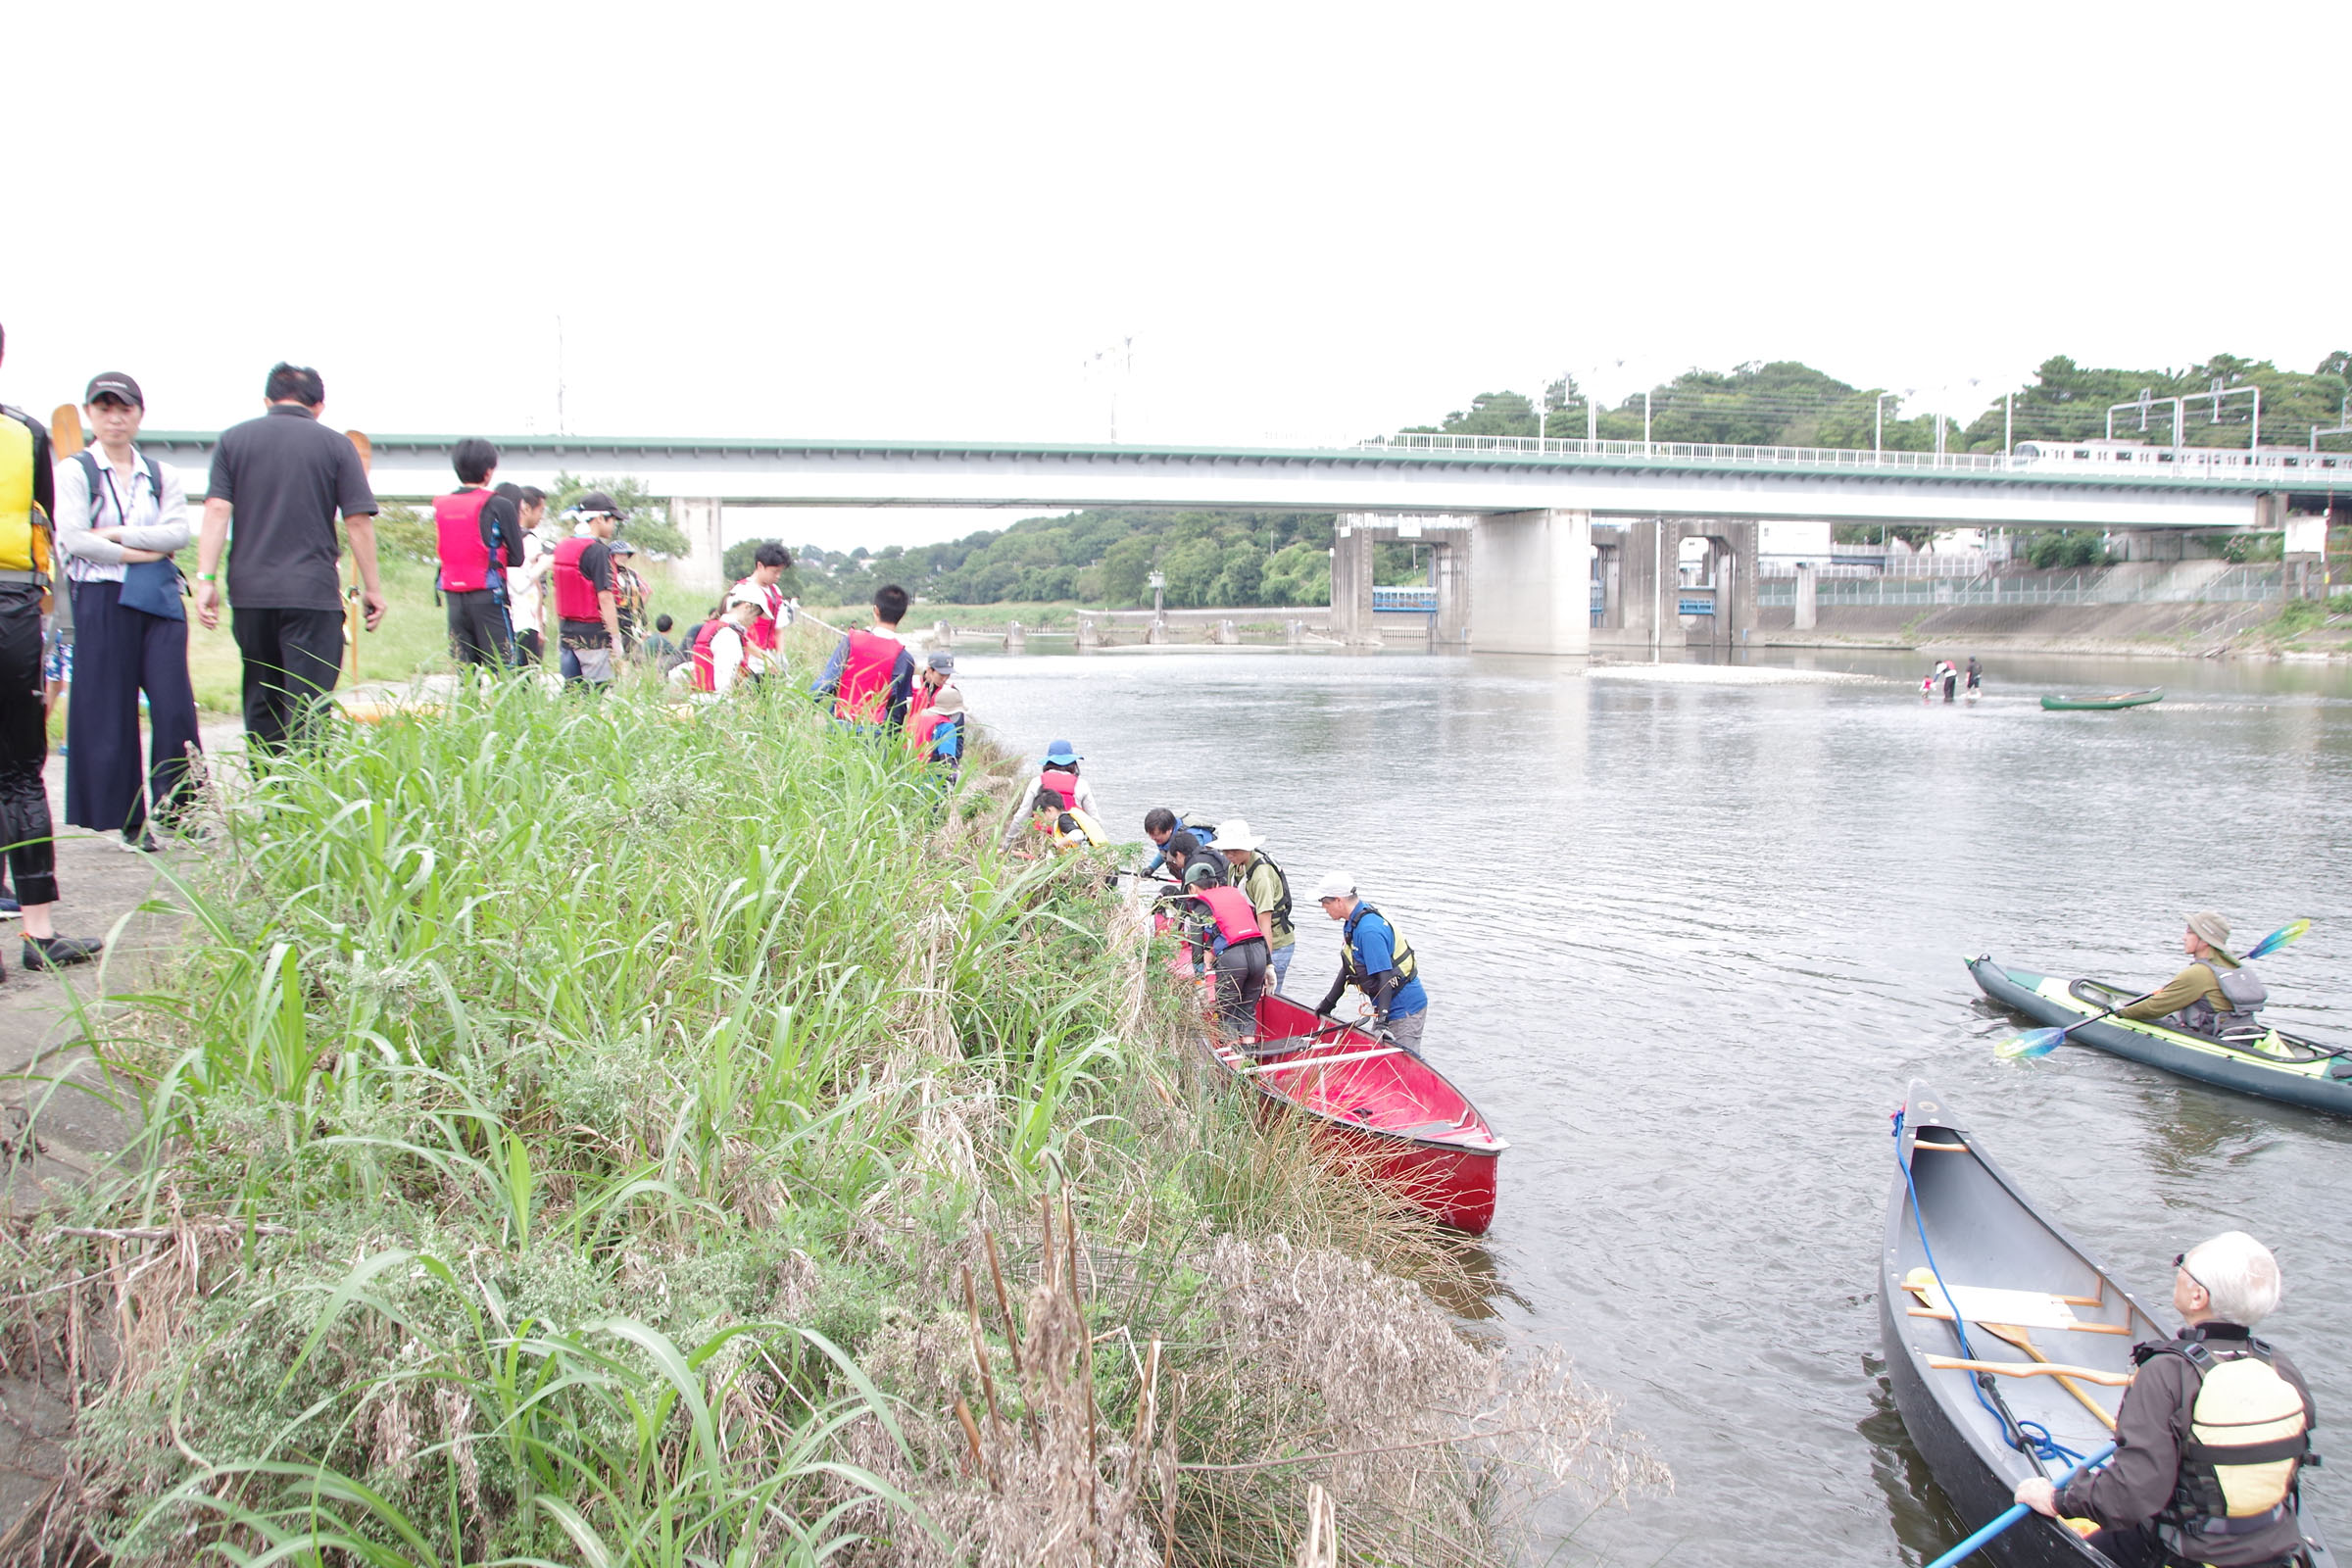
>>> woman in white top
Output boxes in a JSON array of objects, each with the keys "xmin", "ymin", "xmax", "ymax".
[{"xmin": 52, "ymin": 372, "xmax": 202, "ymax": 851}]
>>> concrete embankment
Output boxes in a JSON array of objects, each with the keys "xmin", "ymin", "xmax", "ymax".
[{"xmin": 1757, "ymin": 599, "xmax": 2282, "ymax": 658}]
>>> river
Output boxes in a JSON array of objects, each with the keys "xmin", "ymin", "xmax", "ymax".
[{"xmin": 956, "ymin": 643, "xmax": 2352, "ymax": 1565}]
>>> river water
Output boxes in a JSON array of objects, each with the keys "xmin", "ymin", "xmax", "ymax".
[{"xmin": 958, "ymin": 644, "xmax": 2352, "ymax": 1565}]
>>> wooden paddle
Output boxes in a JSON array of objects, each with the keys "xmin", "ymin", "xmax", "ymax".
[
  {"xmin": 1902, "ymin": 1273, "xmax": 2120, "ymax": 1433},
  {"xmin": 1977, "ymin": 1321, "xmax": 2118, "ymax": 1433},
  {"xmin": 343, "ymin": 430, "xmax": 369, "ymax": 682},
  {"xmin": 49, "ymin": 404, "xmax": 82, "ymax": 460}
]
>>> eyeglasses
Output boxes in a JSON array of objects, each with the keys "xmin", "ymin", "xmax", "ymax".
[{"xmin": 2175, "ymin": 1252, "xmax": 2207, "ymax": 1294}]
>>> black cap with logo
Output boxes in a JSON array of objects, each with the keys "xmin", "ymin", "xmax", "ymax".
[{"xmin": 84, "ymin": 372, "xmax": 143, "ymax": 408}]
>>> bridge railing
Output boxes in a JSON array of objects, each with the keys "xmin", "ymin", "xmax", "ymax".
[
  {"xmin": 1755, "ymin": 564, "xmax": 2287, "ymax": 609},
  {"xmin": 1353, "ymin": 430, "xmax": 2344, "ymax": 481},
  {"xmin": 1358, "ymin": 431, "xmax": 2017, "ymax": 472}
]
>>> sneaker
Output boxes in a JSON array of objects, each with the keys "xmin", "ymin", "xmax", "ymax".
[
  {"xmin": 0, "ymin": 897, "xmax": 18, "ymax": 919},
  {"xmin": 118, "ymin": 832, "xmax": 161, "ymax": 855},
  {"xmin": 22, "ymin": 935, "xmax": 101, "ymax": 971}
]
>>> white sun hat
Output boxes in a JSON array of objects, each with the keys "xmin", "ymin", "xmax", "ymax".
[
  {"xmin": 1208, "ymin": 818, "xmax": 1264, "ymax": 852},
  {"xmin": 1312, "ymin": 871, "xmax": 1356, "ymax": 902}
]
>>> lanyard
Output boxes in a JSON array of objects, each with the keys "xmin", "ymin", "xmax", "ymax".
[{"xmin": 97, "ymin": 462, "xmax": 142, "ymax": 531}]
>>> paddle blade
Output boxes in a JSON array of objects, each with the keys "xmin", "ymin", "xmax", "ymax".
[
  {"xmin": 49, "ymin": 404, "xmax": 83, "ymax": 457},
  {"xmin": 1996, "ymin": 1028, "xmax": 2069, "ymax": 1060},
  {"xmin": 345, "ymin": 429, "xmax": 371, "ymax": 474},
  {"xmin": 2246, "ymin": 919, "xmax": 2312, "ymax": 960}
]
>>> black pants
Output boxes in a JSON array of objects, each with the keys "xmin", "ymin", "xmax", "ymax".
[
  {"xmin": 232, "ymin": 607, "xmax": 344, "ymax": 755},
  {"xmin": 514, "ymin": 628, "xmax": 544, "ymax": 664},
  {"xmin": 0, "ymin": 584, "xmax": 58, "ymax": 907},
  {"xmin": 65, "ymin": 580, "xmax": 203, "ymax": 838},
  {"xmin": 446, "ymin": 589, "xmax": 514, "ymax": 667},
  {"xmin": 1214, "ymin": 939, "xmax": 1269, "ymax": 1037}
]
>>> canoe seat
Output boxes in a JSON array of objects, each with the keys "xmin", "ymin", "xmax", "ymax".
[{"xmin": 1393, "ymin": 1120, "xmax": 1464, "ymax": 1140}]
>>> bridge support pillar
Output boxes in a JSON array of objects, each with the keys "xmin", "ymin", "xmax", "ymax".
[
  {"xmin": 1793, "ymin": 562, "xmax": 1818, "ymax": 630},
  {"xmin": 1468, "ymin": 510, "xmax": 1591, "ymax": 657},
  {"xmin": 1330, "ymin": 516, "xmax": 1380, "ymax": 644},
  {"xmin": 669, "ymin": 497, "xmax": 726, "ymax": 592},
  {"xmin": 1433, "ymin": 535, "xmax": 1471, "ymax": 646}
]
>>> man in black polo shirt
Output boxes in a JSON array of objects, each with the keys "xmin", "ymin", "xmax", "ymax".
[
  {"xmin": 0, "ymin": 322, "xmax": 102, "ymax": 973},
  {"xmin": 194, "ymin": 364, "xmax": 383, "ymax": 753}
]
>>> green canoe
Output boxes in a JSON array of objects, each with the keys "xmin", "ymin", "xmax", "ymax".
[{"xmin": 2039, "ymin": 688, "xmax": 2163, "ymax": 711}]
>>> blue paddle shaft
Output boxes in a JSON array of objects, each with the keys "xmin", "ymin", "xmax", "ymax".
[{"xmin": 1923, "ymin": 1442, "xmax": 2119, "ymax": 1568}]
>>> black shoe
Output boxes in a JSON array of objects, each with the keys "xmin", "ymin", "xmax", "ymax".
[
  {"xmin": 119, "ymin": 832, "xmax": 162, "ymax": 855},
  {"xmin": 22, "ymin": 935, "xmax": 102, "ymax": 971}
]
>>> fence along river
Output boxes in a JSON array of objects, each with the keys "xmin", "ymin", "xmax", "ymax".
[{"xmin": 963, "ymin": 644, "xmax": 2352, "ymax": 1563}]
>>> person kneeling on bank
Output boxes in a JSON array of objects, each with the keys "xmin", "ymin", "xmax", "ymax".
[
  {"xmin": 2015, "ymin": 1231, "xmax": 2315, "ymax": 1568},
  {"xmin": 1312, "ymin": 872, "xmax": 1429, "ymax": 1056}
]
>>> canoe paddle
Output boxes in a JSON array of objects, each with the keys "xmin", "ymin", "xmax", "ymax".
[
  {"xmin": 1924, "ymin": 1441, "xmax": 2117, "ymax": 1568},
  {"xmin": 1996, "ymin": 919, "xmax": 2313, "ymax": 1060}
]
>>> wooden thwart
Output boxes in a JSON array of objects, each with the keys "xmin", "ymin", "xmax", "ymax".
[{"xmin": 1926, "ymin": 1355, "xmax": 2132, "ymax": 1387}]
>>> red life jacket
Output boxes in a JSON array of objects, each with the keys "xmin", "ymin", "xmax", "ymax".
[
  {"xmin": 906, "ymin": 704, "xmax": 943, "ymax": 754},
  {"xmin": 552, "ymin": 536, "xmax": 604, "ymax": 624},
  {"xmin": 434, "ymin": 489, "xmax": 500, "ymax": 593},
  {"xmin": 1192, "ymin": 885, "xmax": 1264, "ymax": 945},
  {"xmin": 833, "ymin": 629, "xmax": 904, "ymax": 722},
  {"xmin": 689, "ymin": 618, "xmax": 730, "ymax": 692},
  {"xmin": 1039, "ymin": 766, "xmax": 1080, "ymax": 809},
  {"xmin": 734, "ymin": 580, "xmax": 782, "ymax": 651}
]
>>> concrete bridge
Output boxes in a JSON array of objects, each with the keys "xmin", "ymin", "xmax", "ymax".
[{"xmin": 136, "ymin": 427, "xmax": 2346, "ymax": 658}]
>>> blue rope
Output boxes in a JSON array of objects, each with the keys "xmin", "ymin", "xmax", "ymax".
[{"xmin": 1891, "ymin": 1110, "xmax": 2080, "ymax": 1470}]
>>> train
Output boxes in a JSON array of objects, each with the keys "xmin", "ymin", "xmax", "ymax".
[{"xmin": 2010, "ymin": 437, "xmax": 2349, "ymax": 475}]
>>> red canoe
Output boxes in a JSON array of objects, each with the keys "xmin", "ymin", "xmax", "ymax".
[{"xmin": 1174, "ymin": 963, "xmax": 1508, "ymax": 1233}]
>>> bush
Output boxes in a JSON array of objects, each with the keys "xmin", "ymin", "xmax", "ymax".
[{"xmin": 2027, "ymin": 531, "xmax": 2109, "ymax": 569}]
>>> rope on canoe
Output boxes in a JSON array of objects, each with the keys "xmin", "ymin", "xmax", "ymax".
[{"xmin": 1891, "ymin": 1110, "xmax": 2085, "ymax": 1472}]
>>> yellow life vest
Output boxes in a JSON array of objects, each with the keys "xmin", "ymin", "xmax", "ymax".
[
  {"xmin": 2150, "ymin": 1336, "xmax": 2311, "ymax": 1555},
  {"xmin": 1054, "ymin": 807, "xmax": 1108, "ymax": 849},
  {"xmin": 0, "ymin": 411, "xmax": 53, "ymax": 574}
]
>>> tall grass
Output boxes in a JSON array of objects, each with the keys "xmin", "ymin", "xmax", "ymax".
[{"xmin": 5, "ymin": 674, "xmax": 1661, "ymax": 1564}]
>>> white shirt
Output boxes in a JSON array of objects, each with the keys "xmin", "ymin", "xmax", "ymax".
[
  {"xmin": 710, "ymin": 621, "xmax": 753, "ymax": 695},
  {"xmin": 53, "ymin": 444, "xmax": 190, "ymax": 583}
]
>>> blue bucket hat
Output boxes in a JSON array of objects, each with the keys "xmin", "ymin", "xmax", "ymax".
[{"xmin": 1043, "ymin": 739, "xmax": 1081, "ymax": 764}]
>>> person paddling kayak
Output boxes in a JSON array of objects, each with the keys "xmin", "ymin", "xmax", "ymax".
[
  {"xmin": 2118, "ymin": 911, "xmax": 2268, "ymax": 1036},
  {"xmin": 1312, "ymin": 871, "xmax": 1429, "ymax": 1056},
  {"xmin": 2013, "ymin": 1231, "xmax": 2315, "ymax": 1568}
]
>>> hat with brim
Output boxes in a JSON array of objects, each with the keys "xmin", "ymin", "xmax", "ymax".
[
  {"xmin": 930, "ymin": 687, "xmax": 965, "ymax": 715},
  {"xmin": 927, "ymin": 649, "xmax": 956, "ymax": 673},
  {"xmin": 2186, "ymin": 910, "xmax": 2232, "ymax": 951},
  {"xmin": 84, "ymin": 371, "xmax": 143, "ymax": 408},
  {"xmin": 726, "ymin": 586, "xmax": 767, "ymax": 611},
  {"xmin": 1312, "ymin": 871, "xmax": 1355, "ymax": 902},
  {"xmin": 573, "ymin": 490, "xmax": 629, "ymax": 519},
  {"xmin": 610, "ymin": 539, "xmax": 637, "ymax": 556},
  {"xmin": 1044, "ymin": 739, "xmax": 1080, "ymax": 764},
  {"xmin": 1208, "ymin": 819, "xmax": 1263, "ymax": 853}
]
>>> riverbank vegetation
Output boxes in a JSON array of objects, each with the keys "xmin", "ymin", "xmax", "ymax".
[{"xmin": 5, "ymin": 673, "xmax": 1660, "ymax": 1563}]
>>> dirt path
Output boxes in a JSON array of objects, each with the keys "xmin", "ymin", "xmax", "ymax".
[{"xmin": 0, "ymin": 717, "xmax": 244, "ymax": 1545}]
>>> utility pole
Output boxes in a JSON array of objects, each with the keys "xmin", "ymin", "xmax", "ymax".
[
  {"xmin": 2004, "ymin": 391, "xmax": 2014, "ymax": 457},
  {"xmin": 1643, "ymin": 389, "xmax": 1653, "ymax": 449},
  {"xmin": 1876, "ymin": 391, "xmax": 1897, "ymax": 455}
]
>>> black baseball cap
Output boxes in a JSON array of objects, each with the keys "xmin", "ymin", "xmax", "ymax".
[
  {"xmin": 573, "ymin": 490, "xmax": 629, "ymax": 519},
  {"xmin": 84, "ymin": 372, "xmax": 143, "ymax": 408}
]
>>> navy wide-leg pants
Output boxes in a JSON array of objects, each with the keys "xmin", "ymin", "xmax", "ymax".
[{"xmin": 65, "ymin": 579, "xmax": 203, "ymax": 838}]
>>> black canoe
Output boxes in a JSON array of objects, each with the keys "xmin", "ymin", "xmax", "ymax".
[
  {"xmin": 1882, "ymin": 1082, "xmax": 2338, "ymax": 1568},
  {"xmin": 1970, "ymin": 956, "xmax": 2352, "ymax": 1119}
]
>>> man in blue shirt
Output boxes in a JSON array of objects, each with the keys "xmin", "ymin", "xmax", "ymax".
[
  {"xmin": 1312, "ymin": 871, "xmax": 1429, "ymax": 1056},
  {"xmin": 1141, "ymin": 806, "xmax": 1216, "ymax": 878}
]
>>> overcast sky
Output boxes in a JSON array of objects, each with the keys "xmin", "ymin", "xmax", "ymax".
[{"xmin": 4, "ymin": 0, "xmax": 2345, "ymax": 550}]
